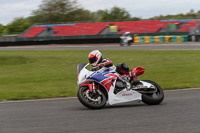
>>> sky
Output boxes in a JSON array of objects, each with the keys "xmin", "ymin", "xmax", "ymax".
[{"xmin": 0, "ymin": 0, "xmax": 200, "ymax": 25}]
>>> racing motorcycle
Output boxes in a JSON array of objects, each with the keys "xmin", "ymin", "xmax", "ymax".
[
  {"xmin": 77, "ymin": 63, "xmax": 164, "ymax": 109},
  {"xmin": 120, "ymin": 32, "xmax": 132, "ymax": 46}
]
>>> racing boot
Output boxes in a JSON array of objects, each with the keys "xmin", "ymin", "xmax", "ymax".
[
  {"xmin": 129, "ymin": 71, "xmax": 142, "ymax": 87},
  {"xmin": 129, "ymin": 71, "xmax": 152, "ymax": 92}
]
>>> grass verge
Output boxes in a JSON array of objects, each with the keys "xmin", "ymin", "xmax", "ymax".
[{"xmin": 0, "ymin": 50, "xmax": 200, "ymax": 100}]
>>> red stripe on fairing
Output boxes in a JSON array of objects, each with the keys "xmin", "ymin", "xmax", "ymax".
[
  {"xmin": 101, "ymin": 79, "xmax": 112, "ymax": 91},
  {"xmin": 100, "ymin": 73, "xmax": 118, "ymax": 91}
]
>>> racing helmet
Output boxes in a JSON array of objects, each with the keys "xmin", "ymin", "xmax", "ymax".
[
  {"xmin": 124, "ymin": 32, "xmax": 130, "ymax": 36},
  {"xmin": 88, "ymin": 50, "xmax": 102, "ymax": 67}
]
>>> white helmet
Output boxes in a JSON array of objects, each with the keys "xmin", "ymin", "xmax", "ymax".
[
  {"xmin": 88, "ymin": 50, "xmax": 102, "ymax": 67},
  {"xmin": 124, "ymin": 32, "xmax": 130, "ymax": 36}
]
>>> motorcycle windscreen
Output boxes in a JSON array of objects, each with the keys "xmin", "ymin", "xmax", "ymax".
[{"xmin": 77, "ymin": 63, "xmax": 88, "ymax": 76}]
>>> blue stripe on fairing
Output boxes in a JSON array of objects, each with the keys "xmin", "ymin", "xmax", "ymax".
[{"xmin": 87, "ymin": 69, "xmax": 113, "ymax": 82}]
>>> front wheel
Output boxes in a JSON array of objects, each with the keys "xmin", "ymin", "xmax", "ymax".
[
  {"xmin": 141, "ymin": 80, "xmax": 164, "ymax": 105},
  {"xmin": 120, "ymin": 40, "xmax": 124, "ymax": 46},
  {"xmin": 77, "ymin": 86, "xmax": 107, "ymax": 109}
]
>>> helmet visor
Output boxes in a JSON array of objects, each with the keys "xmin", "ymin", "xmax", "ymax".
[{"xmin": 89, "ymin": 56, "xmax": 97, "ymax": 64}]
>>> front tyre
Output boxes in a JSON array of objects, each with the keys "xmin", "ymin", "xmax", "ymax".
[
  {"xmin": 141, "ymin": 80, "xmax": 164, "ymax": 105},
  {"xmin": 120, "ymin": 40, "xmax": 124, "ymax": 46},
  {"xmin": 77, "ymin": 86, "xmax": 107, "ymax": 109}
]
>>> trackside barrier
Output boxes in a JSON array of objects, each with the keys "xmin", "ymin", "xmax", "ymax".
[
  {"xmin": 154, "ymin": 36, "xmax": 160, "ymax": 43},
  {"xmin": 139, "ymin": 36, "xmax": 144, "ymax": 43},
  {"xmin": 171, "ymin": 36, "xmax": 177, "ymax": 42},
  {"xmin": 134, "ymin": 35, "xmax": 188, "ymax": 43},
  {"xmin": 164, "ymin": 36, "xmax": 171, "ymax": 42},
  {"xmin": 177, "ymin": 36, "xmax": 181, "ymax": 42},
  {"xmin": 144, "ymin": 36, "xmax": 150, "ymax": 43},
  {"xmin": 134, "ymin": 36, "xmax": 140, "ymax": 43},
  {"xmin": 159, "ymin": 36, "xmax": 165, "ymax": 42},
  {"xmin": 182, "ymin": 35, "xmax": 188, "ymax": 42},
  {"xmin": 150, "ymin": 36, "xmax": 154, "ymax": 43},
  {"xmin": 143, "ymin": 36, "xmax": 154, "ymax": 43}
]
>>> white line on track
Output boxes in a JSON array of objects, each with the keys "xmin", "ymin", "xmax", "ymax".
[
  {"xmin": 0, "ymin": 97, "xmax": 77, "ymax": 104},
  {"xmin": 0, "ymin": 88, "xmax": 199, "ymax": 104},
  {"xmin": 165, "ymin": 88, "xmax": 200, "ymax": 92}
]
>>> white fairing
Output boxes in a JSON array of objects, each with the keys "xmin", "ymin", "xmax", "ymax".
[
  {"xmin": 140, "ymin": 81, "xmax": 154, "ymax": 88},
  {"xmin": 108, "ymin": 81, "xmax": 142, "ymax": 105},
  {"xmin": 120, "ymin": 36, "xmax": 132, "ymax": 43},
  {"xmin": 77, "ymin": 63, "xmax": 92, "ymax": 86}
]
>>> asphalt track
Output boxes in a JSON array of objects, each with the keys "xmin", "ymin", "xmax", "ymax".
[
  {"xmin": 0, "ymin": 89, "xmax": 200, "ymax": 133},
  {"xmin": 1, "ymin": 43, "xmax": 200, "ymax": 50},
  {"xmin": 1, "ymin": 43, "xmax": 200, "ymax": 133}
]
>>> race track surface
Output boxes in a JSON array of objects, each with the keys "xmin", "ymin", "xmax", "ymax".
[
  {"xmin": 0, "ymin": 89, "xmax": 200, "ymax": 133},
  {"xmin": 1, "ymin": 43, "xmax": 200, "ymax": 50}
]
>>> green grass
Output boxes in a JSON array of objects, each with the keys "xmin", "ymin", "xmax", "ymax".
[{"xmin": 0, "ymin": 50, "xmax": 200, "ymax": 101}]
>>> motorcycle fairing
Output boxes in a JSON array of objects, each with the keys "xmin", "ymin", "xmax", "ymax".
[
  {"xmin": 108, "ymin": 80, "xmax": 154, "ymax": 105},
  {"xmin": 86, "ymin": 68, "xmax": 118, "ymax": 92},
  {"xmin": 77, "ymin": 63, "xmax": 149, "ymax": 105},
  {"xmin": 77, "ymin": 63, "xmax": 92, "ymax": 86},
  {"xmin": 132, "ymin": 67, "xmax": 145, "ymax": 76},
  {"xmin": 81, "ymin": 84, "xmax": 100, "ymax": 92},
  {"xmin": 108, "ymin": 79, "xmax": 142, "ymax": 105}
]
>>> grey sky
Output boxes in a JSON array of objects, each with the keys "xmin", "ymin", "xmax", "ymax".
[{"xmin": 0, "ymin": 0, "xmax": 199, "ymax": 25}]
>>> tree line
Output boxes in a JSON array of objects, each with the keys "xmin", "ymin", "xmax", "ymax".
[{"xmin": 1, "ymin": 0, "xmax": 200, "ymax": 36}]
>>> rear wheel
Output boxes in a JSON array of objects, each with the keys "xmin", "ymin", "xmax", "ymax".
[
  {"xmin": 141, "ymin": 80, "xmax": 164, "ymax": 105},
  {"xmin": 128, "ymin": 40, "xmax": 131, "ymax": 46},
  {"xmin": 77, "ymin": 86, "xmax": 107, "ymax": 109}
]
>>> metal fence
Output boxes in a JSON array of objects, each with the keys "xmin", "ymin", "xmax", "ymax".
[{"xmin": 0, "ymin": 35, "xmax": 18, "ymax": 42}]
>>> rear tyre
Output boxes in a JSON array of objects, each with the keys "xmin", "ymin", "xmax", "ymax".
[
  {"xmin": 128, "ymin": 40, "xmax": 131, "ymax": 46},
  {"xmin": 141, "ymin": 80, "xmax": 164, "ymax": 105},
  {"xmin": 77, "ymin": 86, "xmax": 107, "ymax": 109}
]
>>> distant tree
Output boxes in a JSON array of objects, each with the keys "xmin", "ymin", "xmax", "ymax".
[
  {"xmin": 184, "ymin": 9, "xmax": 194, "ymax": 19},
  {"xmin": 149, "ymin": 9, "xmax": 200, "ymax": 20},
  {"xmin": 65, "ymin": 9, "xmax": 95, "ymax": 22},
  {"xmin": 176, "ymin": 14, "xmax": 185, "ymax": 19},
  {"xmin": 197, "ymin": 10, "xmax": 200, "ymax": 18},
  {"xmin": 92, "ymin": 10, "xmax": 106, "ymax": 22},
  {"xmin": 30, "ymin": 0, "xmax": 77, "ymax": 23},
  {"xmin": 189, "ymin": 9, "xmax": 195, "ymax": 14},
  {"xmin": 0, "ymin": 24, "xmax": 5, "ymax": 36},
  {"xmin": 6, "ymin": 17, "xmax": 31, "ymax": 34},
  {"xmin": 100, "ymin": 6, "xmax": 131, "ymax": 21},
  {"xmin": 30, "ymin": 0, "xmax": 95, "ymax": 23},
  {"xmin": 130, "ymin": 17, "xmax": 142, "ymax": 21}
]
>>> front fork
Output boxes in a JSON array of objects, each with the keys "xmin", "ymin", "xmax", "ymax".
[
  {"xmin": 82, "ymin": 81, "xmax": 99, "ymax": 93},
  {"xmin": 92, "ymin": 82, "xmax": 96, "ymax": 93},
  {"xmin": 91, "ymin": 82, "xmax": 102, "ymax": 95}
]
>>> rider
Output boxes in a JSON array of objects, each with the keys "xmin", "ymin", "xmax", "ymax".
[
  {"xmin": 120, "ymin": 32, "xmax": 133, "ymax": 45},
  {"xmin": 88, "ymin": 50, "xmax": 139, "ymax": 86}
]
